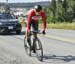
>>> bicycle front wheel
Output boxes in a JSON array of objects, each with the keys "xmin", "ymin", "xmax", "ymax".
[
  {"xmin": 35, "ymin": 38, "xmax": 43, "ymax": 61},
  {"xmin": 24, "ymin": 36, "xmax": 31, "ymax": 56}
]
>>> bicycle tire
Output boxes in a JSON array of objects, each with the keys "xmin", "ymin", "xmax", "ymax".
[
  {"xmin": 35, "ymin": 38, "xmax": 43, "ymax": 61},
  {"xmin": 24, "ymin": 36, "xmax": 31, "ymax": 56}
]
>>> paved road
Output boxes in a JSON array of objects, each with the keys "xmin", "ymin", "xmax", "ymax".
[{"xmin": 0, "ymin": 29, "xmax": 75, "ymax": 64}]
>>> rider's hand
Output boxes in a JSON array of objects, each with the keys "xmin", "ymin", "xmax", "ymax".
[
  {"xmin": 42, "ymin": 30, "xmax": 46, "ymax": 35},
  {"xmin": 26, "ymin": 30, "xmax": 30, "ymax": 37}
]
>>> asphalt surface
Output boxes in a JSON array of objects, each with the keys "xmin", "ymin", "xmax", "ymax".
[{"xmin": 0, "ymin": 28, "xmax": 75, "ymax": 64}]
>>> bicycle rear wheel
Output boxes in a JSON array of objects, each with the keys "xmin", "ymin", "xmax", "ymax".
[
  {"xmin": 24, "ymin": 36, "xmax": 31, "ymax": 56},
  {"xmin": 35, "ymin": 38, "xmax": 43, "ymax": 61}
]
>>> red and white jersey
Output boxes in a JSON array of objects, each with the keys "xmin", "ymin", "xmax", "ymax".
[
  {"xmin": 27, "ymin": 9, "xmax": 47, "ymax": 32},
  {"xmin": 31, "ymin": 15, "xmax": 41, "ymax": 21}
]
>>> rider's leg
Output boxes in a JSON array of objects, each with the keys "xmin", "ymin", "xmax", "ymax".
[
  {"xmin": 27, "ymin": 35, "xmax": 31, "ymax": 47},
  {"xmin": 25, "ymin": 22, "xmax": 31, "ymax": 47}
]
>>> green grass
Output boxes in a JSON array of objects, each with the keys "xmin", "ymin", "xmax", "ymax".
[{"xmin": 39, "ymin": 22, "xmax": 75, "ymax": 30}]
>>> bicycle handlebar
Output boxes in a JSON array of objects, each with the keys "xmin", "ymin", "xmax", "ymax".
[{"xmin": 30, "ymin": 30, "xmax": 42, "ymax": 35}]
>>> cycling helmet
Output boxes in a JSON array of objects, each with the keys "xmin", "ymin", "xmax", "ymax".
[{"xmin": 34, "ymin": 5, "xmax": 42, "ymax": 12}]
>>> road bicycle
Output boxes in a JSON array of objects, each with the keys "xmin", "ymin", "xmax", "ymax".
[{"xmin": 24, "ymin": 31, "xmax": 43, "ymax": 61}]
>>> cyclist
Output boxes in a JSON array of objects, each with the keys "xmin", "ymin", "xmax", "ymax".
[{"xmin": 26, "ymin": 5, "xmax": 47, "ymax": 53}]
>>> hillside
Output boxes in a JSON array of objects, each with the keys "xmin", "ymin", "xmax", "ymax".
[{"xmin": 0, "ymin": 1, "xmax": 50, "ymax": 8}]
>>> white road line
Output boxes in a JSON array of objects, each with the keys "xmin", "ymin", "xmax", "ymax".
[{"xmin": 40, "ymin": 34, "xmax": 75, "ymax": 43}]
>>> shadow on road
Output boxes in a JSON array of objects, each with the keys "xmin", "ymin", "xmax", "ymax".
[{"xmin": 43, "ymin": 54, "xmax": 75, "ymax": 62}]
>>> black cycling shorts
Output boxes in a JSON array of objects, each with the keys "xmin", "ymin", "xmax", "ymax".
[{"xmin": 30, "ymin": 21, "xmax": 38, "ymax": 31}]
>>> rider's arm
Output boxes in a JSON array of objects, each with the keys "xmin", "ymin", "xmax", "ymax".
[
  {"xmin": 27, "ymin": 11, "xmax": 34, "ymax": 32},
  {"xmin": 41, "ymin": 11, "xmax": 47, "ymax": 31}
]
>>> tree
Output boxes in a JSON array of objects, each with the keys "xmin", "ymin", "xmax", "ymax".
[
  {"xmin": 57, "ymin": 0, "xmax": 64, "ymax": 22},
  {"xmin": 71, "ymin": 0, "xmax": 75, "ymax": 19},
  {"xmin": 46, "ymin": 0, "xmax": 75, "ymax": 23},
  {"xmin": 62, "ymin": 0, "xmax": 68, "ymax": 21},
  {"xmin": 50, "ymin": 0, "xmax": 57, "ymax": 17}
]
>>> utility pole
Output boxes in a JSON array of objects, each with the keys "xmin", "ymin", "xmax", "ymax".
[
  {"xmin": 6, "ymin": 0, "xmax": 8, "ymax": 3},
  {"xmin": 5, "ymin": 0, "xmax": 10, "ymax": 13}
]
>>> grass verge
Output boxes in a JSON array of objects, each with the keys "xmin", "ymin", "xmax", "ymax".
[{"xmin": 39, "ymin": 22, "xmax": 75, "ymax": 30}]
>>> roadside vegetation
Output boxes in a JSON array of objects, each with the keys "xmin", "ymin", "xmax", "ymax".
[
  {"xmin": 39, "ymin": 22, "xmax": 75, "ymax": 30},
  {"xmin": 46, "ymin": 0, "xmax": 75, "ymax": 23},
  {"xmin": 43, "ymin": 0, "xmax": 75, "ymax": 30}
]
